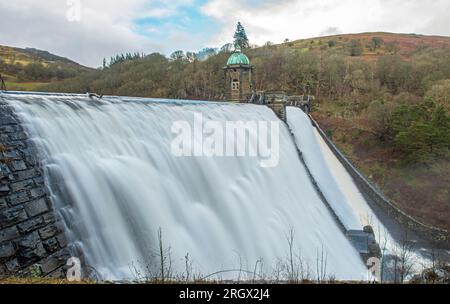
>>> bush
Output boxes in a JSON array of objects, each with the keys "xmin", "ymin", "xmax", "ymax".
[
  {"xmin": 425, "ymin": 79, "xmax": 450, "ymax": 111},
  {"xmin": 391, "ymin": 100, "xmax": 450, "ymax": 163},
  {"xmin": 366, "ymin": 100, "xmax": 395, "ymax": 141},
  {"xmin": 348, "ymin": 40, "xmax": 363, "ymax": 56}
]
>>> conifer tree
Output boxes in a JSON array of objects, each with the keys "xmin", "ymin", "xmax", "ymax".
[{"xmin": 233, "ymin": 22, "xmax": 249, "ymax": 49}]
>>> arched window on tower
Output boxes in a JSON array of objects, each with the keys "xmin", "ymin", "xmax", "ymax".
[{"xmin": 231, "ymin": 79, "xmax": 239, "ymax": 91}]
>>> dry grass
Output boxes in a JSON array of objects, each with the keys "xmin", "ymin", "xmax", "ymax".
[
  {"xmin": 0, "ymin": 276, "xmax": 378, "ymax": 284},
  {"xmin": 0, "ymin": 277, "xmax": 95, "ymax": 284}
]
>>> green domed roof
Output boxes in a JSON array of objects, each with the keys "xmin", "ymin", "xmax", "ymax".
[{"xmin": 226, "ymin": 50, "xmax": 250, "ymax": 65}]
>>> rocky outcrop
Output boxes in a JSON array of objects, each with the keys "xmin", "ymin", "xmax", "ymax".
[{"xmin": 0, "ymin": 98, "xmax": 69, "ymax": 277}]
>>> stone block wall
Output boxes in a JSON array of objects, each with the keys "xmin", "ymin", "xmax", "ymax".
[
  {"xmin": 0, "ymin": 98, "xmax": 70, "ymax": 278},
  {"xmin": 310, "ymin": 116, "xmax": 449, "ymax": 250}
]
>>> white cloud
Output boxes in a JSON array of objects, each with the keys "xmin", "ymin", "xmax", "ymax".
[
  {"xmin": 0, "ymin": 0, "xmax": 449, "ymax": 67},
  {"xmin": 201, "ymin": 0, "xmax": 450, "ymax": 47},
  {"xmin": 0, "ymin": 0, "xmax": 176, "ymax": 67}
]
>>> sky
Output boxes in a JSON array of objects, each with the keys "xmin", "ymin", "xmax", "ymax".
[{"xmin": 0, "ymin": 0, "xmax": 449, "ymax": 67}]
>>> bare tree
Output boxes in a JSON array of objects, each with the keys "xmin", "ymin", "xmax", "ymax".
[
  {"xmin": 252, "ymin": 258, "xmax": 263, "ymax": 283},
  {"xmin": 184, "ymin": 253, "xmax": 193, "ymax": 282},
  {"xmin": 285, "ymin": 227, "xmax": 298, "ymax": 283},
  {"xmin": 392, "ymin": 233, "xmax": 415, "ymax": 283},
  {"xmin": 316, "ymin": 245, "xmax": 328, "ymax": 283}
]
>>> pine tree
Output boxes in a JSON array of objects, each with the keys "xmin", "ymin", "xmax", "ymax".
[
  {"xmin": 395, "ymin": 122, "xmax": 438, "ymax": 163},
  {"xmin": 233, "ymin": 22, "xmax": 249, "ymax": 50}
]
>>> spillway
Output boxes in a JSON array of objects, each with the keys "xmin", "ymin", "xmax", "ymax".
[
  {"xmin": 286, "ymin": 107, "xmax": 433, "ymax": 277},
  {"xmin": 287, "ymin": 107, "xmax": 363, "ymax": 231},
  {"xmin": 5, "ymin": 93, "xmax": 370, "ymax": 281}
]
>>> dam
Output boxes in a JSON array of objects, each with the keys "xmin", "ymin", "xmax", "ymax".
[{"xmin": 0, "ymin": 92, "xmax": 448, "ymax": 281}]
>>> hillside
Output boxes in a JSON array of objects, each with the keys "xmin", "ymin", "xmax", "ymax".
[
  {"xmin": 6, "ymin": 32, "xmax": 450, "ymax": 231},
  {"xmin": 281, "ymin": 32, "xmax": 450, "ymax": 59},
  {"xmin": 40, "ymin": 32, "xmax": 450, "ymax": 97},
  {"xmin": 0, "ymin": 45, "xmax": 91, "ymax": 91}
]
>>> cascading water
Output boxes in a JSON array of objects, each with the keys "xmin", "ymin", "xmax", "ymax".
[
  {"xmin": 286, "ymin": 107, "xmax": 431, "ymax": 278},
  {"xmin": 286, "ymin": 107, "xmax": 363, "ymax": 231},
  {"xmin": 7, "ymin": 93, "xmax": 369, "ymax": 281}
]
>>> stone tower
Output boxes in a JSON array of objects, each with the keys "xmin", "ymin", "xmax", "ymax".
[{"xmin": 224, "ymin": 47, "xmax": 253, "ymax": 102}]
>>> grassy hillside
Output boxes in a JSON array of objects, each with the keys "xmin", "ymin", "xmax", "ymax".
[
  {"xmin": 280, "ymin": 32, "xmax": 450, "ymax": 59},
  {"xmin": 0, "ymin": 45, "xmax": 91, "ymax": 91}
]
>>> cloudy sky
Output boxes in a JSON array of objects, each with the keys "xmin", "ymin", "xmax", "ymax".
[{"xmin": 1, "ymin": 0, "xmax": 449, "ymax": 67}]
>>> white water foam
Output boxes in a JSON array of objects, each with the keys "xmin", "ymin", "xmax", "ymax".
[{"xmin": 8, "ymin": 94, "xmax": 368, "ymax": 280}]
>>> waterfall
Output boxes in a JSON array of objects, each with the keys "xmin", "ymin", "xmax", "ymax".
[
  {"xmin": 8, "ymin": 93, "xmax": 368, "ymax": 281},
  {"xmin": 286, "ymin": 106, "xmax": 430, "ymax": 278}
]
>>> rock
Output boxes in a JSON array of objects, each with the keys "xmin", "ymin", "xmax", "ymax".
[
  {"xmin": 0, "ymin": 263, "xmax": 7, "ymax": 275},
  {"xmin": 40, "ymin": 249, "xmax": 71, "ymax": 274},
  {"xmin": 56, "ymin": 234, "xmax": 68, "ymax": 248},
  {"xmin": 21, "ymin": 147, "xmax": 39, "ymax": 165},
  {"xmin": 4, "ymin": 150, "xmax": 19, "ymax": 159},
  {"xmin": 0, "ymin": 226, "xmax": 20, "ymax": 242},
  {"xmin": 11, "ymin": 160, "xmax": 27, "ymax": 172},
  {"xmin": 39, "ymin": 222, "xmax": 63, "ymax": 240},
  {"xmin": 0, "ymin": 185, "xmax": 10, "ymax": 196},
  {"xmin": 1, "ymin": 115, "xmax": 17, "ymax": 125},
  {"xmin": 43, "ymin": 237, "xmax": 59, "ymax": 253},
  {"xmin": 5, "ymin": 258, "xmax": 20, "ymax": 272},
  {"xmin": 10, "ymin": 179, "xmax": 35, "ymax": 192},
  {"xmin": 17, "ymin": 231, "xmax": 46, "ymax": 260},
  {"xmin": 40, "ymin": 256, "xmax": 62, "ymax": 274},
  {"xmin": 45, "ymin": 267, "xmax": 65, "ymax": 279},
  {"xmin": 0, "ymin": 241, "xmax": 16, "ymax": 259},
  {"xmin": 30, "ymin": 187, "xmax": 45, "ymax": 198},
  {"xmin": 17, "ymin": 217, "xmax": 46, "ymax": 234},
  {"xmin": 7, "ymin": 191, "xmax": 31, "ymax": 205},
  {"xmin": 42, "ymin": 212, "xmax": 57, "ymax": 224},
  {"xmin": 13, "ymin": 169, "xmax": 38, "ymax": 181},
  {"xmin": 33, "ymin": 176, "xmax": 45, "ymax": 186},
  {"xmin": 0, "ymin": 126, "xmax": 16, "ymax": 133},
  {"xmin": 25, "ymin": 198, "xmax": 48, "ymax": 217},
  {"xmin": 0, "ymin": 163, "xmax": 11, "ymax": 177},
  {"xmin": 0, "ymin": 206, "xmax": 28, "ymax": 228},
  {"xmin": 0, "ymin": 198, "xmax": 7, "ymax": 210},
  {"xmin": 0, "ymin": 165, "xmax": 11, "ymax": 181},
  {"xmin": 8, "ymin": 132, "xmax": 28, "ymax": 141}
]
